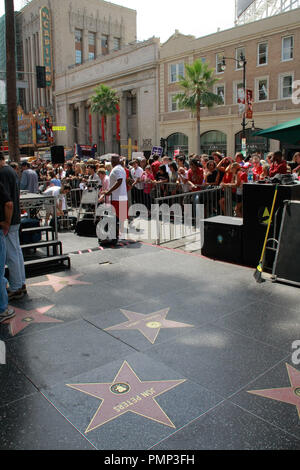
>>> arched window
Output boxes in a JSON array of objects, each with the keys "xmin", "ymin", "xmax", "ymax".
[
  {"xmin": 201, "ymin": 131, "xmax": 227, "ymax": 156},
  {"xmin": 167, "ymin": 132, "xmax": 188, "ymax": 157},
  {"xmin": 235, "ymin": 128, "xmax": 269, "ymax": 156}
]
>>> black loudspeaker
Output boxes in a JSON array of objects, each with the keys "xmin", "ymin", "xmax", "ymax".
[
  {"xmin": 273, "ymin": 201, "xmax": 300, "ymax": 286},
  {"xmin": 202, "ymin": 216, "xmax": 244, "ymax": 265},
  {"xmin": 51, "ymin": 146, "xmax": 65, "ymax": 164},
  {"xmin": 243, "ymin": 183, "xmax": 300, "ymax": 267}
]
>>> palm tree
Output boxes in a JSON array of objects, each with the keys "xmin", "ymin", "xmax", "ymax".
[
  {"xmin": 175, "ymin": 59, "xmax": 223, "ymax": 155},
  {"xmin": 90, "ymin": 84, "xmax": 119, "ymax": 154}
]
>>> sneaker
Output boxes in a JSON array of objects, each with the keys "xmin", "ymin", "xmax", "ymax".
[
  {"xmin": 21, "ymin": 284, "xmax": 27, "ymax": 295},
  {"xmin": 0, "ymin": 308, "xmax": 15, "ymax": 323},
  {"xmin": 7, "ymin": 289, "xmax": 25, "ymax": 300}
]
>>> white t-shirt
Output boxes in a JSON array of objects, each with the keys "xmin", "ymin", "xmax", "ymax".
[
  {"xmin": 131, "ymin": 166, "xmax": 144, "ymax": 190},
  {"xmin": 109, "ymin": 165, "xmax": 128, "ymax": 201},
  {"xmin": 43, "ymin": 185, "xmax": 61, "ymax": 197}
]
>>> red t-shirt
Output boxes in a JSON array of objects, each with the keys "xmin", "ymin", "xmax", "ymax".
[
  {"xmin": 252, "ymin": 165, "xmax": 263, "ymax": 181},
  {"xmin": 188, "ymin": 167, "xmax": 204, "ymax": 190},
  {"xmin": 269, "ymin": 161, "xmax": 287, "ymax": 178}
]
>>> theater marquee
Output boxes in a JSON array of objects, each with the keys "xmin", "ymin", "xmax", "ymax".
[{"xmin": 40, "ymin": 6, "xmax": 52, "ymax": 87}]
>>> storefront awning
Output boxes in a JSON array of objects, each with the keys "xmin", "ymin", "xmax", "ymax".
[{"xmin": 253, "ymin": 117, "xmax": 300, "ymax": 145}]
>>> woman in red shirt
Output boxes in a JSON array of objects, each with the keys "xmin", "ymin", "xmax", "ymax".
[
  {"xmin": 251, "ymin": 155, "xmax": 263, "ymax": 181},
  {"xmin": 187, "ymin": 158, "xmax": 204, "ymax": 191},
  {"xmin": 220, "ymin": 162, "xmax": 246, "ymax": 217},
  {"xmin": 218, "ymin": 162, "xmax": 233, "ymax": 215}
]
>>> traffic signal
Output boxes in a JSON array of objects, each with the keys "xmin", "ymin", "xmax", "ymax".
[
  {"xmin": 45, "ymin": 118, "xmax": 50, "ymax": 129},
  {"xmin": 36, "ymin": 66, "xmax": 46, "ymax": 88},
  {"xmin": 160, "ymin": 138, "xmax": 166, "ymax": 149}
]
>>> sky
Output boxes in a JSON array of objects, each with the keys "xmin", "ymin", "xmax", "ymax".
[{"xmin": 0, "ymin": 0, "xmax": 236, "ymax": 43}]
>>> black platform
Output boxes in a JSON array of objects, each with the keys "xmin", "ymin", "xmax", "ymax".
[{"xmin": 202, "ymin": 216, "xmax": 244, "ymax": 265}]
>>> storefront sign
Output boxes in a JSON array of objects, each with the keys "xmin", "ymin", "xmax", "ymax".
[
  {"xmin": 40, "ymin": 6, "xmax": 52, "ymax": 87},
  {"xmin": 53, "ymin": 126, "xmax": 67, "ymax": 131}
]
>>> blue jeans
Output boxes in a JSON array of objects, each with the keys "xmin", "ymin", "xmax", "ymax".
[
  {"xmin": 0, "ymin": 229, "xmax": 8, "ymax": 313},
  {"xmin": 5, "ymin": 224, "xmax": 26, "ymax": 292}
]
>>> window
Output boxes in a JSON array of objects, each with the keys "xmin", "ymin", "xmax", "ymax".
[
  {"xmin": 75, "ymin": 50, "xmax": 82, "ymax": 65},
  {"xmin": 75, "ymin": 29, "xmax": 83, "ymax": 65},
  {"xmin": 169, "ymin": 63, "xmax": 184, "ymax": 83},
  {"xmin": 113, "ymin": 37, "xmax": 121, "ymax": 51},
  {"xmin": 235, "ymin": 47, "xmax": 246, "ymax": 69},
  {"xmin": 101, "ymin": 35, "xmax": 109, "ymax": 55},
  {"xmin": 88, "ymin": 32, "xmax": 96, "ymax": 61},
  {"xmin": 169, "ymin": 93, "xmax": 179, "ymax": 112},
  {"xmin": 282, "ymin": 36, "xmax": 294, "ymax": 61},
  {"xmin": 234, "ymin": 82, "xmax": 245, "ymax": 104},
  {"xmin": 279, "ymin": 73, "xmax": 293, "ymax": 99},
  {"xmin": 75, "ymin": 29, "xmax": 82, "ymax": 44},
  {"xmin": 127, "ymin": 96, "xmax": 137, "ymax": 116},
  {"xmin": 256, "ymin": 78, "xmax": 269, "ymax": 101},
  {"xmin": 216, "ymin": 53, "xmax": 224, "ymax": 74},
  {"xmin": 216, "ymin": 85, "xmax": 225, "ymax": 105},
  {"xmin": 258, "ymin": 43, "xmax": 268, "ymax": 66}
]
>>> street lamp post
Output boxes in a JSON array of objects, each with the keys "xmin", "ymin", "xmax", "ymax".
[
  {"xmin": 5, "ymin": 0, "xmax": 20, "ymax": 162},
  {"xmin": 221, "ymin": 54, "xmax": 255, "ymax": 154}
]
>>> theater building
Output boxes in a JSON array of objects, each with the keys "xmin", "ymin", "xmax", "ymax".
[
  {"xmin": 54, "ymin": 37, "xmax": 160, "ymax": 157},
  {"xmin": 159, "ymin": 8, "xmax": 300, "ymax": 158}
]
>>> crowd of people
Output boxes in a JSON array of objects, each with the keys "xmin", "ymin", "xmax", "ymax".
[
  {"xmin": 1, "ymin": 148, "xmax": 300, "ymax": 323},
  {"xmin": 15, "ymin": 148, "xmax": 300, "ymax": 214}
]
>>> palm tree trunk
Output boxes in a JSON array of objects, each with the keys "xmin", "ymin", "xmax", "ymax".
[
  {"xmin": 5, "ymin": 0, "xmax": 19, "ymax": 162},
  {"xmin": 196, "ymin": 102, "xmax": 201, "ymax": 156}
]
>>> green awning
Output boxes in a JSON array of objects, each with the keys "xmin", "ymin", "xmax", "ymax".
[{"xmin": 254, "ymin": 117, "xmax": 300, "ymax": 145}]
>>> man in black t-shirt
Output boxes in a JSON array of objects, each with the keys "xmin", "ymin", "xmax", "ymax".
[
  {"xmin": 0, "ymin": 182, "xmax": 15, "ymax": 322},
  {"xmin": 0, "ymin": 153, "xmax": 26, "ymax": 300}
]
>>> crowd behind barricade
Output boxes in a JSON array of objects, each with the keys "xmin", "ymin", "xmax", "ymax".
[
  {"xmin": 1, "ymin": 148, "xmax": 300, "ymax": 322},
  {"xmin": 8, "ymin": 149, "xmax": 300, "ymax": 222}
]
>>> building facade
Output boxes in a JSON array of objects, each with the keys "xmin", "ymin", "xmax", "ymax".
[
  {"xmin": 3, "ymin": 1, "xmax": 300, "ymax": 157},
  {"xmin": 19, "ymin": 0, "xmax": 136, "ymax": 116},
  {"xmin": 159, "ymin": 8, "xmax": 300, "ymax": 159},
  {"xmin": 54, "ymin": 37, "xmax": 160, "ymax": 156}
]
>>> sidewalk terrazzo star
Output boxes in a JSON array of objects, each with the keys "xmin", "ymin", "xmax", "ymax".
[
  {"xmin": 67, "ymin": 361, "xmax": 186, "ymax": 433},
  {"xmin": 248, "ymin": 363, "xmax": 300, "ymax": 419},
  {"xmin": 3, "ymin": 305, "xmax": 61, "ymax": 336},
  {"xmin": 30, "ymin": 274, "xmax": 92, "ymax": 293},
  {"xmin": 105, "ymin": 308, "xmax": 194, "ymax": 344}
]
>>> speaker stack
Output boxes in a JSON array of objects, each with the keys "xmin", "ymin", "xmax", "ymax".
[
  {"xmin": 242, "ymin": 183, "xmax": 300, "ymax": 268},
  {"xmin": 51, "ymin": 146, "xmax": 65, "ymax": 165},
  {"xmin": 202, "ymin": 216, "xmax": 244, "ymax": 265},
  {"xmin": 273, "ymin": 201, "xmax": 300, "ymax": 286}
]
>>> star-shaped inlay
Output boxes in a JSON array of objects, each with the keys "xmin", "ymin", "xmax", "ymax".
[
  {"xmin": 105, "ymin": 308, "xmax": 193, "ymax": 344},
  {"xmin": 30, "ymin": 274, "xmax": 91, "ymax": 293},
  {"xmin": 248, "ymin": 363, "xmax": 300, "ymax": 418},
  {"xmin": 3, "ymin": 305, "xmax": 61, "ymax": 336},
  {"xmin": 67, "ymin": 361, "xmax": 186, "ymax": 433}
]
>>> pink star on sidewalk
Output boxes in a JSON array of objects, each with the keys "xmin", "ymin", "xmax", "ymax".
[
  {"xmin": 30, "ymin": 274, "xmax": 91, "ymax": 293},
  {"xmin": 105, "ymin": 308, "xmax": 194, "ymax": 344},
  {"xmin": 67, "ymin": 361, "xmax": 186, "ymax": 433},
  {"xmin": 3, "ymin": 305, "xmax": 61, "ymax": 336},
  {"xmin": 248, "ymin": 363, "xmax": 300, "ymax": 419}
]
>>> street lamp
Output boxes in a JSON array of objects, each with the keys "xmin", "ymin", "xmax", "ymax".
[{"xmin": 221, "ymin": 54, "xmax": 254, "ymax": 140}]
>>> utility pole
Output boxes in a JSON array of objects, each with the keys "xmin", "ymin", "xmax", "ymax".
[{"xmin": 5, "ymin": 0, "xmax": 20, "ymax": 162}]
